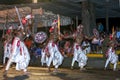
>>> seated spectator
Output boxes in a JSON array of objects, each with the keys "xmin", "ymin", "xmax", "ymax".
[{"xmin": 91, "ymin": 36, "xmax": 104, "ymax": 53}]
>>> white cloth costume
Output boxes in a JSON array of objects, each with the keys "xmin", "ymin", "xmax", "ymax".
[
  {"xmin": 16, "ymin": 41, "xmax": 30, "ymax": 71},
  {"xmin": 3, "ymin": 41, "xmax": 11, "ymax": 64},
  {"xmin": 105, "ymin": 47, "xmax": 118, "ymax": 71},
  {"xmin": 45, "ymin": 40, "xmax": 64, "ymax": 70},
  {"xmin": 82, "ymin": 41, "xmax": 91, "ymax": 54},
  {"xmin": 5, "ymin": 37, "xmax": 30, "ymax": 72},
  {"xmin": 41, "ymin": 49, "xmax": 46, "ymax": 66},
  {"xmin": 71, "ymin": 43, "xmax": 88, "ymax": 70}
]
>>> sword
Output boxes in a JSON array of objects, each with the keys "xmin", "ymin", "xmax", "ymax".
[{"xmin": 15, "ymin": 6, "xmax": 24, "ymax": 29}]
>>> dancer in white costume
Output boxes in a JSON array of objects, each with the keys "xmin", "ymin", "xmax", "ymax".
[
  {"xmin": 3, "ymin": 27, "xmax": 13, "ymax": 65},
  {"xmin": 45, "ymin": 40, "xmax": 64, "ymax": 72},
  {"xmin": 66, "ymin": 24, "xmax": 88, "ymax": 70},
  {"xmin": 104, "ymin": 43, "xmax": 118, "ymax": 71},
  {"xmin": 71, "ymin": 39, "xmax": 88, "ymax": 70},
  {"xmin": 43, "ymin": 19, "xmax": 63, "ymax": 72},
  {"xmin": 3, "ymin": 31, "xmax": 30, "ymax": 76}
]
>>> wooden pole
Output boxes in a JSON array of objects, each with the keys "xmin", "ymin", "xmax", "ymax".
[
  {"xmin": 106, "ymin": 1, "xmax": 109, "ymax": 32},
  {"xmin": 32, "ymin": 0, "xmax": 38, "ymax": 3},
  {"xmin": 57, "ymin": 14, "xmax": 60, "ymax": 39},
  {"xmin": 76, "ymin": 16, "xmax": 78, "ymax": 27}
]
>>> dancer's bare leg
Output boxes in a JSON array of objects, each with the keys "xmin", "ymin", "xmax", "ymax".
[
  {"xmin": 48, "ymin": 66, "xmax": 51, "ymax": 72},
  {"xmin": 3, "ymin": 58, "xmax": 12, "ymax": 77},
  {"xmin": 53, "ymin": 65, "xmax": 58, "ymax": 72},
  {"xmin": 71, "ymin": 58, "xmax": 75, "ymax": 69},
  {"xmin": 104, "ymin": 59, "xmax": 110, "ymax": 70},
  {"xmin": 113, "ymin": 63, "xmax": 117, "ymax": 71}
]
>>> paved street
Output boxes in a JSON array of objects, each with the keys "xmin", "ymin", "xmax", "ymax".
[{"xmin": 0, "ymin": 66, "xmax": 120, "ymax": 80}]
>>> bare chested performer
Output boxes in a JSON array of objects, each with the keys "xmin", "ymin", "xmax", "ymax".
[{"xmin": 3, "ymin": 30, "xmax": 30, "ymax": 77}]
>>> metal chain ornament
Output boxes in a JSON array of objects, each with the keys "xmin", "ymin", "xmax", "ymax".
[{"xmin": 34, "ymin": 31, "xmax": 47, "ymax": 43}]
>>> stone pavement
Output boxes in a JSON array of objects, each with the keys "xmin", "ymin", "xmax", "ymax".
[{"xmin": 0, "ymin": 66, "xmax": 120, "ymax": 80}]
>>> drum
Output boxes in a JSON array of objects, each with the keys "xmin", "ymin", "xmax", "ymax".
[{"xmin": 34, "ymin": 31, "xmax": 47, "ymax": 43}]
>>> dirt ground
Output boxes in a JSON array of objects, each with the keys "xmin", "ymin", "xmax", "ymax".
[{"xmin": 0, "ymin": 66, "xmax": 120, "ymax": 80}]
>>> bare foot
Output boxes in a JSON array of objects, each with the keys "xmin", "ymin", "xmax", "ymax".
[
  {"xmin": 53, "ymin": 69, "xmax": 58, "ymax": 73},
  {"xmin": 104, "ymin": 67, "xmax": 107, "ymax": 70},
  {"xmin": 23, "ymin": 71, "xmax": 30, "ymax": 76},
  {"xmin": 80, "ymin": 68, "xmax": 86, "ymax": 71},
  {"xmin": 3, "ymin": 70, "xmax": 7, "ymax": 78},
  {"xmin": 47, "ymin": 67, "xmax": 51, "ymax": 72},
  {"xmin": 71, "ymin": 66, "xmax": 73, "ymax": 69}
]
